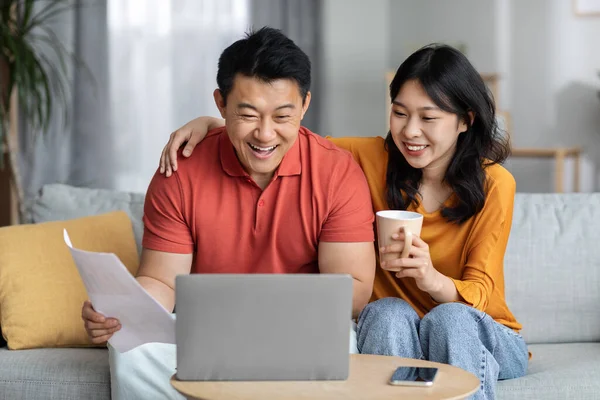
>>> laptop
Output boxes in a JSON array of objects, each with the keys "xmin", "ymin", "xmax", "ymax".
[{"xmin": 175, "ymin": 273, "xmax": 352, "ymax": 381}]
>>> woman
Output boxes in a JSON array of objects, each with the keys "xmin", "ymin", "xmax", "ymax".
[{"xmin": 158, "ymin": 44, "xmax": 528, "ymax": 399}]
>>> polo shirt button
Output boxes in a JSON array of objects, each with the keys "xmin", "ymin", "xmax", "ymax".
[{"xmin": 258, "ymin": 200, "xmax": 265, "ymax": 207}]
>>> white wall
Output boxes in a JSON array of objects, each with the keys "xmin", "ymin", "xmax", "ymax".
[
  {"xmin": 386, "ymin": 0, "xmax": 600, "ymax": 192},
  {"xmin": 320, "ymin": 1, "xmax": 600, "ymax": 191},
  {"xmin": 321, "ymin": 0, "xmax": 389, "ymax": 137},
  {"xmin": 388, "ymin": 0, "xmax": 498, "ymax": 75},
  {"xmin": 505, "ymin": 0, "xmax": 600, "ymax": 192}
]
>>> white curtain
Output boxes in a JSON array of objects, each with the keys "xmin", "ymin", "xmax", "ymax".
[{"xmin": 108, "ymin": 0, "xmax": 250, "ymax": 193}]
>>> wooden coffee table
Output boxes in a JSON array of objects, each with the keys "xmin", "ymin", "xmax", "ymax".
[{"xmin": 170, "ymin": 354, "xmax": 479, "ymax": 400}]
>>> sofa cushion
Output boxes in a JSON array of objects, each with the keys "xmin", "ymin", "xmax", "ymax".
[
  {"xmin": 504, "ymin": 193, "xmax": 600, "ymax": 344},
  {"xmin": 0, "ymin": 347, "xmax": 110, "ymax": 400},
  {"xmin": 0, "ymin": 211, "xmax": 139, "ymax": 349},
  {"xmin": 28, "ymin": 183, "xmax": 146, "ymax": 253},
  {"xmin": 497, "ymin": 342, "xmax": 600, "ymax": 400}
]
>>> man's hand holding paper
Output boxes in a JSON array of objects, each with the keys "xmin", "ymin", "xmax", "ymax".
[
  {"xmin": 81, "ymin": 300, "xmax": 121, "ymax": 344},
  {"xmin": 65, "ymin": 230, "xmax": 176, "ymax": 353}
]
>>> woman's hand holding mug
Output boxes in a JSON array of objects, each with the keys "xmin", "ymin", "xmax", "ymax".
[{"xmin": 376, "ymin": 210, "xmax": 443, "ymax": 292}]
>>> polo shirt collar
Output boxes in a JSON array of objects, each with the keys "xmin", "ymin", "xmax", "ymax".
[
  {"xmin": 219, "ymin": 130, "xmax": 302, "ymax": 178},
  {"xmin": 220, "ymin": 132, "xmax": 247, "ymax": 177},
  {"xmin": 275, "ymin": 136, "xmax": 301, "ymax": 177}
]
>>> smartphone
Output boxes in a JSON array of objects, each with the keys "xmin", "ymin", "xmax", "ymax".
[{"xmin": 389, "ymin": 366, "xmax": 439, "ymax": 387}]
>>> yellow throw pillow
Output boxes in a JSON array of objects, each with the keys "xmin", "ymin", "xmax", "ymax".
[{"xmin": 0, "ymin": 211, "xmax": 139, "ymax": 350}]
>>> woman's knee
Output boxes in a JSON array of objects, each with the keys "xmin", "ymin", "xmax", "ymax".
[
  {"xmin": 358, "ymin": 298, "xmax": 419, "ymax": 331},
  {"xmin": 421, "ymin": 302, "xmax": 482, "ymax": 333}
]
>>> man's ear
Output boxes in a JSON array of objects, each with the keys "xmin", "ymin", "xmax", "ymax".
[
  {"xmin": 300, "ymin": 91, "xmax": 312, "ymax": 120},
  {"xmin": 213, "ymin": 89, "xmax": 227, "ymax": 119}
]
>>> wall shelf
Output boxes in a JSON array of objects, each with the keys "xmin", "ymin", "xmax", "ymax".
[{"xmin": 510, "ymin": 147, "xmax": 581, "ymax": 192}]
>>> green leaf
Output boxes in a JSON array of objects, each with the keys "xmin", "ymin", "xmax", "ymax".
[
  {"xmin": 24, "ymin": 2, "xmax": 78, "ymax": 34},
  {"xmin": 21, "ymin": 0, "xmax": 35, "ymax": 28},
  {"xmin": 1, "ymin": 0, "xmax": 82, "ymax": 160}
]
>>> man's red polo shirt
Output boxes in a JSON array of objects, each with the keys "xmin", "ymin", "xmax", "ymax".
[{"xmin": 142, "ymin": 126, "xmax": 374, "ymax": 274}]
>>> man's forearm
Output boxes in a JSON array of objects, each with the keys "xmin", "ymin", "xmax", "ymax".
[
  {"xmin": 317, "ymin": 242, "xmax": 376, "ymax": 318},
  {"xmin": 352, "ymin": 278, "xmax": 373, "ymax": 318},
  {"xmin": 136, "ymin": 275, "xmax": 176, "ymax": 312}
]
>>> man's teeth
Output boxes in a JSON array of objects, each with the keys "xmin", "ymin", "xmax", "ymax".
[
  {"xmin": 407, "ymin": 145, "xmax": 427, "ymax": 151},
  {"xmin": 249, "ymin": 143, "xmax": 277, "ymax": 152}
]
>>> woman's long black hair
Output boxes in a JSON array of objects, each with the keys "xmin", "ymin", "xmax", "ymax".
[{"xmin": 385, "ymin": 44, "xmax": 510, "ymax": 223}]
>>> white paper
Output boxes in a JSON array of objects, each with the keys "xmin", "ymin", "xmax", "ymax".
[{"xmin": 64, "ymin": 229, "xmax": 175, "ymax": 353}]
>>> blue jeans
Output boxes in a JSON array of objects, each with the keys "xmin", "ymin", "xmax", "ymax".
[{"xmin": 357, "ymin": 298, "xmax": 529, "ymax": 400}]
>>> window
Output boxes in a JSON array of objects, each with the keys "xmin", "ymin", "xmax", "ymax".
[{"xmin": 108, "ymin": 0, "xmax": 249, "ymax": 192}]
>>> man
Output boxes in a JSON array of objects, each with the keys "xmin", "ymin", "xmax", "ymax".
[{"xmin": 81, "ymin": 27, "xmax": 375, "ymax": 399}]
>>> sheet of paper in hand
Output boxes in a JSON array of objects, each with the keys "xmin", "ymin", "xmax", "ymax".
[{"xmin": 64, "ymin": 229, "xmax": 175, "ymax": 353}]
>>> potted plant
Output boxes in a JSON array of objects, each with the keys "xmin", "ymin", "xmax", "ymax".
[{"xmin": 0, "ymin": 0, "xmax": 73, "ymax": 225}]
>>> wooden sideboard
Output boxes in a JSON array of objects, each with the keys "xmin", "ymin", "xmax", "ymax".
[{"xmin": 511, "ymin": 147, "xmax": 581, "ymax": 193}]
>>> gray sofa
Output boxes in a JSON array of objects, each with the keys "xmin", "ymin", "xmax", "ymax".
[
  {"xmin": 0, "ymin": 185, "xmax": 145, "ymax": 400},
  {"xmin": 497, "ymin": 193, "xmax": 600, "ymax": 399},
  {"xmin": 1, "ymin": 184, "xmax": 599, "ymax": 399}
]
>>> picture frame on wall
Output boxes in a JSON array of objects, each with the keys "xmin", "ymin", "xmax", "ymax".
[{"xmin": 573, "ymin": 0, "xmax": 600, "ymax": 16}]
